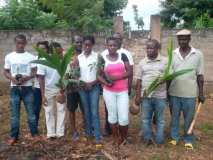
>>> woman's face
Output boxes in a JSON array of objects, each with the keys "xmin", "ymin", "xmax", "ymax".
[
  {"xmin": 107, "ymin": 40, "xmax": 118, "ymax": 55},
  {"xmin": 83, "ymin": 40, "xmax": 93, "ymax": 54}
]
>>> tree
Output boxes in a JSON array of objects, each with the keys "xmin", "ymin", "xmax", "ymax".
[
  {"xmin": 0, "ymin": 0, "xmax": 127, "ymax": 32},
  {"xmin": 132, "ymin": 5, "xmax": 144, "ymax": 30},
  {"xmin": 0, "ymin": 0, "xmax": 60, "ymax": 29},
  {"xmin": 38, "ymin": 0, "xmax": 128, "ymax": 33},
  {"xmin": 160, "ymin": 0, "xmax": 213, "ymax": 28}
]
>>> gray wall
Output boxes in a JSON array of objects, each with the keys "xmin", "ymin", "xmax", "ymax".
[{"xmin": 0, "ymin": 29, "xmax": 212, "ymax": 94}]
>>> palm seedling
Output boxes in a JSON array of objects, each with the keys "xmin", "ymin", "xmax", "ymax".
[
  {"xmin": 31, "ymin": 44, "xmax": 82, "ymax": 90},
  {"xmin": 143, "ymin": 39, "xmax": 193, "ymax": 97}
]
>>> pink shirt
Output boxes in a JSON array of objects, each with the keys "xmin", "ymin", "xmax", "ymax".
[{"xmin": 103, "ymin": 54, "xmax": 128, "ymax": 92}]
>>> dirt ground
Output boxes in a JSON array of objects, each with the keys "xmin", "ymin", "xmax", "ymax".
[{"xmin": 0, "ymin": 82, "xmax": 213, "ymax": 160}]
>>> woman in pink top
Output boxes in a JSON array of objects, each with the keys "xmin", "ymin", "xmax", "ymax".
[{"xmin": 98, "ymin": 37, "xmax": 132, "ymax": 146}]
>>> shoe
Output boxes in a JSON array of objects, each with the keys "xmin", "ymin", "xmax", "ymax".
[
  {"xmin": 7, "ymin": 138, "xmax": 17, "ymax": 146},
  {"xmin": 95, "ymin": 143, "xmax": 103, "ymax": 149},
  {"xmin": 144, "ymin": 139, "xmax": 153, "ymax": 146},
  {"xmin": 24, "ymin": 133, "xmax": 32, "ymax": 139},
  {"xmin": 30, "ymin": 135, "xmax": 41, "ymax": 142},
  {"xmin": 47, "ymin": 136, "xmax": 56, "ymax": 141},
  {"xmin": 71, "ymin": 132, "xmax": 80, "ymax": 141},
  {"xmin": 103, "ymin": 130, "xmax": 111, "ymax": 137},
  {"xmin": 184, "ymin": 143, "xmax": 193, "ymax": 150},
  {"xmin": 169, "ymin": 140, "xmax": 177, "ymax": 146}
]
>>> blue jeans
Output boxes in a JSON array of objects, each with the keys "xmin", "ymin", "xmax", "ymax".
[
  {"xmin": 33, "ymin": 88, "xmax": 42, "ymax": 129},
  {"xmin": 169, "ymin": 96, "xmax": 196, "ymax": 143},
  {"xmin": 79, "ymin": 84, "xmax": 101, "ymax": 143},
  {"xmin": 10, "ymin": 86, "xmax": 38, "ymax": 139},
  {"xmin": 141, "ymin": 97, "xmax": 166, "ymax": 144}
]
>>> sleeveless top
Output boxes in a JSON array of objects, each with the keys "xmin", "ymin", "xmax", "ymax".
[{"xmin": 103, "ymin": 53, "xmax": 128, "ymax": 92}]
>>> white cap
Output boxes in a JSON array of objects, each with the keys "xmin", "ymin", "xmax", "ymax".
[{"xmin": 176, "ymin": 29, "xmax": 191, "ymax": 36}]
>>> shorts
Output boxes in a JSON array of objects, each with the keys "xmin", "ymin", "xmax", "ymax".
[{"xmin": 67, "ymin": 92, "xmax": 83, "ymax": 113}]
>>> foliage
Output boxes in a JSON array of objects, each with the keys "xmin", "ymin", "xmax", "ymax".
[
  {"xmin": 160, "ymin": 0, "xmax": 213, "ymax": 28},
  {"xmin": 195, "ymin": 13, "xmax": 213, "ymax": 29},
  {"xmin": 0, "ymin": 0, "xmax": 127, "ymax": 31},
  {"xmin": 103, "ymin": 0, "xmax": 128, "ymax": 17},
  {"xmin": 199, "ymin": 122, "xmax": 213, "ymax": 135},
  {"xmin": 38, "ymin": 0, "xmax": 127, "ymax": 33},
  {"xmin": 0, "ymin": 0, "xmax": 59, "ymax": 29},
  {"xmin": 132, "ymin": 5, "xmax": 144, "ymax": 30},
  {"xmin": 144, "ymin": 40, "xmax": 193, "ymax": 97},
  {"xmin": 32, "ymin": 45, "xmax": 75, "ymax": 89}
]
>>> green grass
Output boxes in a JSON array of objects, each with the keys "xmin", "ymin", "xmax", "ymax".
[
  {"xmin": 149, "ymin": 153, "xmax": 170, "ymax": 160},
  {"xmin": 199, "ymin": 122, "xmax": 213, "ymax": 135}
]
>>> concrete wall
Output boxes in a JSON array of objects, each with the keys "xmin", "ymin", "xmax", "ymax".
[{"xmin": 0, "ymin": 29, "xmax": 212, "ymax": 94}]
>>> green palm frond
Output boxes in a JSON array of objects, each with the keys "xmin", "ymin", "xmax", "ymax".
[
  {"xmin": 163, "ymin": 69, "xmax": 193, "ymax": 81},
  {"xmin": 164, "ymin": 38, "xmax": 173, "ymax": 76},
  {"xmin": 32, "ymin": 44, "xmax": 75, "ymax": 89}
]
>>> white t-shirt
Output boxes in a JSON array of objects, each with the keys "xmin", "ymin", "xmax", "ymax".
[
  {"xmin": 101, "ymin": 48, "xmax": 134, "ymax": 65},
  {"xmin": 4, "ymin": 51, "xmax": 36, "ymax": 86},
  {"xmin": 37, "ymin": 64, "xmax": 60, "ymax": 97},
  {"xmin": 78, "ymin": 51, "xmax": 98, "ymax": 83}
]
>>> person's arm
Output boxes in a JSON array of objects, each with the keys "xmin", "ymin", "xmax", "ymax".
[
  {"xmin": 135, "ymin": 79, "xmax": 142, "ymax": 105},
  {"xmin": 38, "ymin": 74, "xmax": 48, "ymax": 106},
  {"xmin": 196, "ymin": 51, "xmax": 205, "ymax": 103},
  {"xmin": 97, "ymin": 55, "xmax": 112, "ymax": 86},
  {"xmin": 4, "ymin": 69, "xmax": 19, "ymax": 85},
  {"xmin": 197, "ymin": 74, "xmax": 205, "ymax": 103},
  {"xmin": 128, "ymin": 65, "xmax": 133, "ymax": 95}
]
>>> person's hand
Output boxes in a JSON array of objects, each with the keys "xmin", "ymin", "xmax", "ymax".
[
  {"xmin": 198, "ymin": 94, "xmax": 205, "ymax": 104},
  {"xmin": 105, "ymin": 82, "xmax": 113, "ymax": 87},
  {"xmin": 85, "ymin": 82, "xmax": 93, "ymax": 90},
  {"xmin": 135, "ymin": 96, "xmax": 141, "ymax": 106},
  {"xmin": 128, "ymin": 87, "xmax": 132, "ymax": 96},
  {"xmin": 42, "ymin": 96, "xmax": 48, "ymax": 106},
  {"xmin": 107, "ymin": 74, "xmax": 118, "ymax": 81},
  {"xmin": 18, "ymin": 77, "xmax": 27, "ymax": 85},
  {"xmin": 11, "ymin": 77, "xmax": 20, "ymax": 85},
  {"xmin": 60, "ymin": 88, "xmax": 65, "ymax": 94}
]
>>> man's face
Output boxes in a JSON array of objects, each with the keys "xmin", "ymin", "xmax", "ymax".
[
  {"xmin": 177, "ymin": 35, "xmax": 191, "ymax": 48},
  {"xmin": 146, "ymin": 42, "xmax": 158, "ymax": 59},
  {"xmin": 74, "ymin": 36, "xmax": 83, "ymax": 53},
  {"xmin": 113, "ymin": 33, "xmax": 122, "ymax": 48},
  {"xmin": 15, "ymin": 38, "xmax": 26, "ymax": 53}
]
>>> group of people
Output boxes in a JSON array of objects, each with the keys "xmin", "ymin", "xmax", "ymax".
[{"xmin": 4, "ymin": 29, "xmax": 205, "ymax": 150}]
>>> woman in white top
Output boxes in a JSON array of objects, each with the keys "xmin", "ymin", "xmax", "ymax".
[{"xmin": 76, "ymin": 35, "xmax": 101, "ymax": 147}]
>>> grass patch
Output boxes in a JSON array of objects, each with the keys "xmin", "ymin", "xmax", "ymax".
[
  {"xmin": 199, "ymin": 121, "xmax": 213, "ymax": 135},
  {"xmin": 149, "ymin": 153, "xmax": 170, "ymax": 160}
]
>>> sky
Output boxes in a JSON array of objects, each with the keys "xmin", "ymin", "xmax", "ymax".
[
  {"xmin": 122, "ymin": 0, "xmax": 162, "ymax": 30},
  {"xmin": 0, "ymin": 0, "xmax": 162, "ymax": 30}
]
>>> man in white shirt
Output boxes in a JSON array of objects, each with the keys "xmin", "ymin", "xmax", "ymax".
[
  {"xmin": 37, "ymin": 42, "xmax": 66, "ymax": 139},
  {"xmin": 4, "ymin": 34, "xmax": 38, "ymax": 145},
  {"xmin": 168, "ymin": 29, "xmax": 205, "ymax": 149}
]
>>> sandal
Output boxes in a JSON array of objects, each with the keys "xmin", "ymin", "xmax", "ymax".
[{"xmin": 184, "ymin": 143, "xmax": 194, "ymax": 150}]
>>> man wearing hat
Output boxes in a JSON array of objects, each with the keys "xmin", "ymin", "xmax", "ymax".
[{"xmin": 168, "ymin": 29, "xmax": 205, "ymax": 149}]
